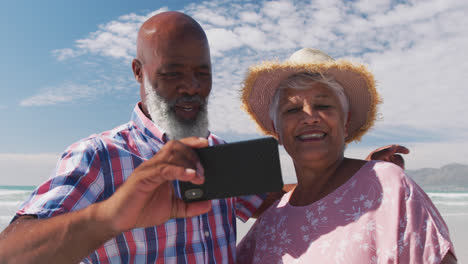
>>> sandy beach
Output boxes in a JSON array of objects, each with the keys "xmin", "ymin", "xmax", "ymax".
[{"xmin": 444, "ymin": 215, "xmax": 468, "ymax": 262}]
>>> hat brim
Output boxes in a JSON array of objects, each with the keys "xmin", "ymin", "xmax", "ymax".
[{"xmin": 241, "ymin": 60, "xmax": 381, "ymax": 143}]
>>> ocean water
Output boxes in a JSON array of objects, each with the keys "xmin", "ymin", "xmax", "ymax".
[
  {"xmin": 1, "ymin": 186, "xmax": 468, "ymax": 231},
  {"xmin": 427, "ymin": 192, "xmax": 468, "ymax": 217},
  {"xmin": 1, "ymin": 186, "xmax": 467, "ymax": 261},
  {"xmin": 0, "ymin": 185, "xmax": 35, "ymax": 231}
]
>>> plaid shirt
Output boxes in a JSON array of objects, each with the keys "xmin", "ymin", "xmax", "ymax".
[{"xmin": 16, "ymin": 103, "xmax": 264, "ymax": 263}]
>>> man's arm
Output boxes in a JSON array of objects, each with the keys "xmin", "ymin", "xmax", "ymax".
[
  {"xmin": 0, "ymin": 205, "xmax": 117, "ymax": 264},
  {"xmin": 0, "ymin": 137, "xmax": 211, "ymax": 264}
]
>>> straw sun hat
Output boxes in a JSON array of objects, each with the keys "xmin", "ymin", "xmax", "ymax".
[{"xmin": 241, "ymin": 48, "xmax": 381, "ymax": 143}]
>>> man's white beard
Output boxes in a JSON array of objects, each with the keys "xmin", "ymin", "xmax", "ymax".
[{"xmin": 143, "ymin": 75, "xmax": 209, "ymax": 140}]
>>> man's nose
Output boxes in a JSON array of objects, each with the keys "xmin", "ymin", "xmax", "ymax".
[{"xmin": 179, "ymin": 73, "xmax": 200, "ymax": 95}]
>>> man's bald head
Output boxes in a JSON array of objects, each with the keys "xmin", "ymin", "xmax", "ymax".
[
  {"xmin": 132, "ymin": 11, "xmax": 212, "ymax": 138},
  {"xmin": 136, "ymin": 11, "xmax": 209, "ymax": 64}
]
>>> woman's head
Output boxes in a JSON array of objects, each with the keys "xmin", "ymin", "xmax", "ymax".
[
  {"xmin": 270, "ymin": 74, "xmax": 351, "ymax": 164},
  {"xmin": 269, "ymin": 72, "xmax": 350, "ymax": 131},
  {"xmin": 241, "ymin": 48, "xmax": 381, "ymax": 144}
]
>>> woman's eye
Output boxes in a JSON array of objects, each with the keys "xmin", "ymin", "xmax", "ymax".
[
  {"xmin": 286, "ymin": 107, "xmax": 300, "ymax": 113},
  {"xmin": 316, "ymin": 105, "xmax": 331, "ymax": 110}
]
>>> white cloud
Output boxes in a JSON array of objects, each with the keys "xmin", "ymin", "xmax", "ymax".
[
  {"xmin": 354, "ymin": 0, "xmax": 393, "ymax": 14},
  {"xmin": 51, "ymin": 48, "xmax": 81, "ymax": 61},
  {"xmin": 204, "ymin": 28, "xmax": 243, "ymax": 56},
  {"xmin": 20, "ymin": 83, "xmax": 97, "ymax": 106},
  {"xmin": 238, "ymin": 11, "xmax": 262, "ymax": 24},
  {"xmin": 75, "ymin": 30, "xmax": 135, "ymax": 61},
  {"xmin": 190, "ymin": 6, "xmax": 236, "ymax": 26},
  {"xmin": 0, "ymin": 153, "xmax": 59, "ymax": 186},
  {"xmin": 46, "ymin": 0, "xmax": 468, "ymax": 168},
  {"xmin": 369, "ymin": 0, "xmax": 460, "ymax": 28},
  {"xmin": 52, "ymin": 7, "xmax": 168, "ymax": 62},
  {"xmin": 189, "ymin": 0, "xmax": 468, "ymax": 137},
  {"xmin": 235, "ymin": 26, "xmax": 269, "ymax": 50},
  {"xmin": 262, "ymin": 0, "xmax": 296, "ymax": 18}
]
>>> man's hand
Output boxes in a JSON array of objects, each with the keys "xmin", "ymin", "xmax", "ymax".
[
  {"xmin": 366, "ymin": 144, "xmax": 410, "ymax": 169},
  {"xmin": 98, "ymin": 137, "xmax": 212, "ymax": 234},
  {"xmin": 0, "ymin": 137, "xmax": 212, "ymax": 264}
]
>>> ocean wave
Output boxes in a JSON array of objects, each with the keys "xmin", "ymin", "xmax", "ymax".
[
  {"xmin": 428, "ymin": 192, "xmax": 468, "ymax": 199},
  {"xmin": 437, "ymin": 212, "xmax": 468, "ymax": 217},
  {"xmin": 433, "ymin": 201, "xmax": 468, "ymax": 207},
  {"xmin": 0, "ymin": 201, "xmax": 24, "ymax": 207},
  {"xmin": 0, "ymin": 189, "xmax": 33, "ymax": 196}
]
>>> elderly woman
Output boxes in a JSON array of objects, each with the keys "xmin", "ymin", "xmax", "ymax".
[{"xmin": 236, "ymin": 48, "xmax": 456, "ymax": 263}]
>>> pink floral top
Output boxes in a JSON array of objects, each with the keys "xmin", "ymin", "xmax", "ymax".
[{"xmin": 236, "ymin": 161, "xmax": 455, "ymax": 264}]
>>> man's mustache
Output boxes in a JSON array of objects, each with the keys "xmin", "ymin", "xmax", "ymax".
[{"xmin": 170, "ymin": 95, "xmax": 206, "ymax": 108}]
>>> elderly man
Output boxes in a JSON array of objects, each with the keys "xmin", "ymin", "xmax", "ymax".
[{"xmin": 0, "ymin": 11, "xmax": 408, "ymax": 263}]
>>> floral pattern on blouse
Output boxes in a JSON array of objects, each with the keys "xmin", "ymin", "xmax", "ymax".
[{"xmin": 236, "ymin": 161, "xmax": 455, "ymax": 264}]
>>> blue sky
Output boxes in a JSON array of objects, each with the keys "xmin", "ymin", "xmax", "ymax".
[{"xmin": 1, "ymin": 0, "xmax": 467, "ymax": 185}]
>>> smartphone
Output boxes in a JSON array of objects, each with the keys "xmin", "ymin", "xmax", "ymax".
[{"xmin": 178, "ymin": 137, "xmax": 284, "ymax": 202}]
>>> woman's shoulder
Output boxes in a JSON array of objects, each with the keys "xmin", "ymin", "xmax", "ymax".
[
  {"xmin": 355, "ymin": 160, "xmax": 410, "ymax": 188},
  {"xmin": 365, "ymin": 160, "xmax": 406, "ymax": 177},
  {"xmin": 343, "ymin": 158, "xmax": 404, "ymax": 177}
]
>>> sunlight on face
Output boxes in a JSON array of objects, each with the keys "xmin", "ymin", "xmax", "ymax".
[{"xmin": 276, "ymin": 83, "xmax": 348, "ymax": 166}]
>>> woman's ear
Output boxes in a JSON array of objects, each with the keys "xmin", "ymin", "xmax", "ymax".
[
  {"xmin": 271, "ymin": 121, "xmax": 282, "ymax": 145},
  {"xmin": 344, "ymin": 111, "xmax": 351, "ymax": 138}
]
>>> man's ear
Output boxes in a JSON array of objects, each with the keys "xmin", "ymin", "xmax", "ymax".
[{"xmin": 132, "ymin": 59, "xmax": 143, "ymax": 83}]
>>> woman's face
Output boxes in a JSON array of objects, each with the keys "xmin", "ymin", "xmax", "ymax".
[{"xmin": 275, "ymin": 82, "xmax": 349, "ymax": 166}]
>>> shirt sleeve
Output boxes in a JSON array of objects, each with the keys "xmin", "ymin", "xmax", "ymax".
[
  {"xmin": 397, "ymin": 174, "xmax": 456, "ymax": 263},
  {"xmin": 15, "ymin": 137, "xmax": 104, "ymax": 220},
  {"xmin": 235, "ymin": 193, "xmax": 266, "ymax": 222}
]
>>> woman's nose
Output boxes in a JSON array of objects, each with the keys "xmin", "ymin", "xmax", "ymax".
[{"xmin": 302, "ymin": 105, "xmax": 320, "ymax": 124}]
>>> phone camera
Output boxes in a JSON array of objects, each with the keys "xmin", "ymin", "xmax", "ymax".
[{"xmin": 185, "ymin": 188, "xmax": 204, "ymax": 200}]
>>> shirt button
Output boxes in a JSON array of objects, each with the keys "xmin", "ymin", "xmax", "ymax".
[{"xmin": 204, "ymin": 231, "xmax": 210, "ymax": 237}]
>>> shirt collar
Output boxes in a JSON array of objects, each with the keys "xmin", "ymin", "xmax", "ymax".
[{"xmin": 131, "ymin": 102, "xmax": 168, "ymax": 143}]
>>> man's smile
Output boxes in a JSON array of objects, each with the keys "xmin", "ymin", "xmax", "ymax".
[{"xmin": 174, "ymin": 103, "xmax": 201, "ymax": 120}]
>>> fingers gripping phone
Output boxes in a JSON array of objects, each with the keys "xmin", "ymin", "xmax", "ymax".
[{"xmin": 178, "ymin": 137, "xmax": 284, "ymax": 202}]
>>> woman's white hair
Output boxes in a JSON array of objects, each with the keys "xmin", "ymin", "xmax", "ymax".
[{"xmin": 269, "ymin": 72, "xmax": 350, "ymax": 130}]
